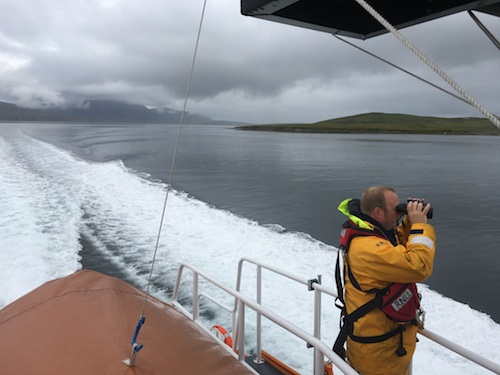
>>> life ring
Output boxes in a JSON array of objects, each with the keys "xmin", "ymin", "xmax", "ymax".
[
  {"xmin": 324, "ymin": 361, "xmax": 334, "ymax": 375},
  {"xmin": 210, "ymin": 325, "xmax": 233, "ymax": 347}
]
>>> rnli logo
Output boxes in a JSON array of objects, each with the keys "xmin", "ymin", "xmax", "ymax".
[{"xmin": 391, "ymin": 288, "xmax": 413, "ymax": 311}]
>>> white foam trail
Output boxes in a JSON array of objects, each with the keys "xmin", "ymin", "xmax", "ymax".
[
  {"xmin": 0, "ymin": 133, "xmax": 83, "ymax": 306},
  {"xmin": 414, "ymin": 285, "xmax": 500, "ymax": 375},
  {"xmin": 0, "ymin": 130, "xmax": 498, "ymax": 374}
]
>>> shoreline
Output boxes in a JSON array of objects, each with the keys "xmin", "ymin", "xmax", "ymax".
[{"xmin": 235, "ymin": 113, "xmax": 500, "ymax": 136}]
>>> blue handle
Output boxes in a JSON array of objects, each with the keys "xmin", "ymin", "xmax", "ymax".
[{"xmin": 131, "ymin": 316, "xmax": 146, "ymax": 352}]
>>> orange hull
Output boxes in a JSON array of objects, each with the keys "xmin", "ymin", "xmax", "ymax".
[{"xmin": 0, "ymin": 270, "xmax": 255, "ymax": 375}]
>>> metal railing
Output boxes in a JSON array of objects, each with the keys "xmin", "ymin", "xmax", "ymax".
[
  {"xmin": 171, "ymin": 256, "xmax": 500, "ymax": 375},
  {"xmin": 171, "ymin": 258, "xmax": 358, "ymax": 375}
]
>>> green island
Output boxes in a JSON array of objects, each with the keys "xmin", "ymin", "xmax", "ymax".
[{"xmin": 236, "ymin": 113, "xmax": 500, "ymax": 135}]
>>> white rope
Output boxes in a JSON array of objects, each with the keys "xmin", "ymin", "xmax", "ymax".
[{"xmin": 352, "ymin": 0, "xmax": 500, "ymax": 129}]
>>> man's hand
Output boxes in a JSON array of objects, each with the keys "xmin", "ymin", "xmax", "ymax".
[{"xmin": 407, "ymin": 199, "xmax": 431, "ymax": 224}]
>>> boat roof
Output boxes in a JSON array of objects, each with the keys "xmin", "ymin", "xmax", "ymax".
[
  {"xmin": 0, "ymin": 270, "xmax": 255, "ymax": 375},
  {"xmin": 241, "ymin": 0, "xmax": 500, "ymax": 39}
]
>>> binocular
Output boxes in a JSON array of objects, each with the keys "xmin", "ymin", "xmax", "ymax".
[{"xmin": 395, "ymin": 199, "xmax": 433, "ymax": 219}]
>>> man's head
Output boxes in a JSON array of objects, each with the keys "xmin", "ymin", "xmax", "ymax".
[{"xmin": 360, "ymin": 186, "xmax": 401, "ymax": 230}]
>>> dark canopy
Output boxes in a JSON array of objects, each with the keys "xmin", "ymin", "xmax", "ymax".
[{"xmin": 241, "ymin": 0, "xmax": 500, "ymax": 39}]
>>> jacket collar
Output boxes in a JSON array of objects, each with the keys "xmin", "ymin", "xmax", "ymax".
[{"xmin": 338, "ymin": 198, "xmax": 397, "ymax": 245}]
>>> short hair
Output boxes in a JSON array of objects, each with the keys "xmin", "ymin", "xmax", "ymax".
[{"xmin": 360, "ymin": 186, "xmax": 397, "ymax": 214}]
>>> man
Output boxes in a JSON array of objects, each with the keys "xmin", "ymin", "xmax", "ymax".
[{"xmin": 336, "ymin": 186, "xmax": 436, "ymax": 375}]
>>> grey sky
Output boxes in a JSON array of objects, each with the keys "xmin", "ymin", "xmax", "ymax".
[{"xmin": 0, "ymin": 0, "xmax": 498, "ymax": 124}]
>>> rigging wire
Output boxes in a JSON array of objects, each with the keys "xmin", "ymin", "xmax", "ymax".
[
  {"xmin": 468, "ymin": 10, "xmax": 500, "ymax": 51},
  {"xmin": 333, "ymin": 35, "xmax": 470, "ymax": 106},
  {"xmin": 124, "ymin": 0, "xmax": 208, "ymax": 367},
  {"xmin": 352, "ymin": 0, "xmax": 500, "ymax": 129},
  {"xmin": 140, "ymin": 0, "xmax": 208, "ymax": 316},
  {"xmin": 141, "ymin": 0, "xmax": 208, "ymax": 316}
]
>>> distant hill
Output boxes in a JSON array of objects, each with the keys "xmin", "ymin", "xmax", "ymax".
[
  {"xmin": 0, "ymin": 100, "xmax": 243, "ymax": 125},
  {"xmin": 237, "ymin": 112, "xmax": 500, "ymax": 135},
  {"xmin": 0, "ymin": 101, "xmax": 78, "ymax": 122}
]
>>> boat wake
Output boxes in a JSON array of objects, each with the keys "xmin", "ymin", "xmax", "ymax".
[{"xmin": 1, "ymin": 130, "xmax": 499, "ymax": 374}]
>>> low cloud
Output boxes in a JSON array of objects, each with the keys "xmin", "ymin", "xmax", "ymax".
[{"xmin": 0, "ymin": 0, "xmax": 498, "ymax": 123}]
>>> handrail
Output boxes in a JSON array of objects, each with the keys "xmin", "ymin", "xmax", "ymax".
[
  {"xmin": 235, "ymin": 256, "xmax": 339, "ymax": 373},
  {"xmin": 171, "ymin": 261, "xmax": 359, "ymax": 375},
  {"xmin": 418, "ymin": 328, "xmax": 500, "ymax": 374},
  {"xmin": 236, "ymin": 257, "xmax": 500, "ymax": 374},
  {"xmin": 171, "ymin": 258, "xmax": 500, "ymax": 375}
]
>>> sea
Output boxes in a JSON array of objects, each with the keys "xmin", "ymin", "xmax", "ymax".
[{"xmin": 1, "ymin": 121, "xmax": 499, "ymax": 374}]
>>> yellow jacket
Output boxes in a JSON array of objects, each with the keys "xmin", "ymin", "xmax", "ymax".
[{"xmin": 338, "ymin": 199, "xmax": 436, "ymax": 375}]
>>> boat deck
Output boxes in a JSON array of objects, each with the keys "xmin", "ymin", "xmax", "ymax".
[{"xmin": 0, "ymin": 270, "xmax": 256, "ymax": 375}]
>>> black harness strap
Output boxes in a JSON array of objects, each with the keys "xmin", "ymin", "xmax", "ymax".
[
  {"xmin": 351, "ymin": 325, "xmax": 404, "ymax": 344},
  {"xmin": 351, "ymin": 325, "xmax": 408, "ymax": 357},
  {"xmin": 333, "ymin": 279, "xmax": 384, "ymax": 357},
  {"xmin": 333, "ymin": 220, "xmax": 412, "ymax": 359},
  {"xmin": 347, "ymin": 265, "xmax": 384, "ymax": 294}
]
